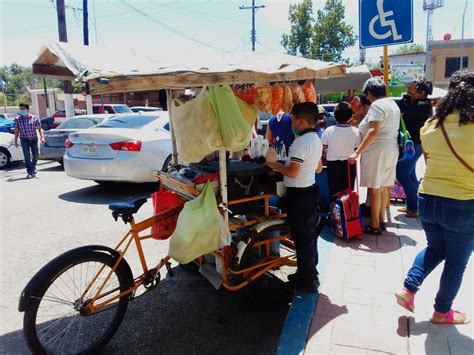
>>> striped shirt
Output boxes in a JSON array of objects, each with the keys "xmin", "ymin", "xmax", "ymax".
[{"xmin": 14, "ymin": 114, "xmax": 41, "ymax": 139}]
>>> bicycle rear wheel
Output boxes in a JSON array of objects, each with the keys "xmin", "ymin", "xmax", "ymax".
[{"xmin": 23, "ymin": 251, "xmax": 131, "ymax": 354}]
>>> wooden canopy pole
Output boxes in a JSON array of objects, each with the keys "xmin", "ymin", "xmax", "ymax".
[{"xmin": 166, "ymin": 89, "xmax": 179, "ymax": 166}]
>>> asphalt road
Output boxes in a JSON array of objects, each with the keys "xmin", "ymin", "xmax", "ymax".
[{"xmin": 0, "ymin": 161, "xmax": 291, "ymax": 354}]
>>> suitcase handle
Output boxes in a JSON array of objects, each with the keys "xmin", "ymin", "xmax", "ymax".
[{"xmin": 347, "ymin": 161, "xmax": 359, "ymax": 194}]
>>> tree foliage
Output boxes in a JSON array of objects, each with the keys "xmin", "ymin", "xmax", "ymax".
[
  {"xmin": 281, "ymin": 0, "xmax": 356, "ymax": 62},
  {"xmin": 0, "ymin": 64, "xmax": 82, "ymax": 106},
  {"xmin": 393, "ymin": 43, "xmax": 425, "ymax": 55}
]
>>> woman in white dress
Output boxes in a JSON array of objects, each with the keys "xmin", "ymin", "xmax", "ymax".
[{"xmin": 349, "ymin": 78, "xmax": 400, "ymax": 235}]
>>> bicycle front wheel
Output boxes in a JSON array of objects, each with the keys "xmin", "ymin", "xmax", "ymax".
[{"xmin": 23, "ymin": 251, "xmax": 131, "ymax": 354}]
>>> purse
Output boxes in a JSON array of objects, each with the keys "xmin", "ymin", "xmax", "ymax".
[
  {"xmin": 440, "ymin": 121, "xmax": 474, "ymax": 173},
  {"xmin": 398, "ymin": 116, "xmax": 415, "ymax": 161}
]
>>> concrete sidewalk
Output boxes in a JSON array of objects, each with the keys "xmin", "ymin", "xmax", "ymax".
[{"xmin": 305, "ymin": 206, "xmax": 473, "ymax": 355}]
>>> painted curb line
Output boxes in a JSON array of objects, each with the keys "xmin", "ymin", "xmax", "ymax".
[{"xmin": 277, "ymin": 226, "xmax": 335, "ymax": 355}]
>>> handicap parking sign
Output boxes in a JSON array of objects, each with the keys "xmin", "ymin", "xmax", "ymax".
[{"xmin": 359, "ymin": 0, "xmax": 413, "ymax": 48}]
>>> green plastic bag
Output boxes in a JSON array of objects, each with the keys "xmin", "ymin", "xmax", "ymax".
[
  {"xmin": 208, "ymin": 85, "xmax": 257, "ymax": 152},
  {"xmin": 168, "ymin": 182, "xmax": 221, "ymax": 264}
]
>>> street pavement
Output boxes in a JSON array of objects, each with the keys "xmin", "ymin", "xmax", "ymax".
[
  {"xmin": 304, "ymin": 206, "xmax": 474, "ymax": 355},
  {"xmin": 0, "ymin": 161, "xmax": 289, "ymax": 354}
]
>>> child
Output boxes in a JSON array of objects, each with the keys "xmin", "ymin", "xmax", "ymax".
[
  {"xmin": 321, "ymin": 102, "xmax": 362, "ymax": 196},
  {"xmin": 266, "ymin": 102, "xmax": 323, "ymax": 293}
]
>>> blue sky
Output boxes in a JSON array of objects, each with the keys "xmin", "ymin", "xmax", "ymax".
[{"xmin": 0, "ymin": 0, "xmax": 472, "ymax": 67}]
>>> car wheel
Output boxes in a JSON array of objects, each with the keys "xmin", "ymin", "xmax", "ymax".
[
  {"xmin": 162, "ymin": 154, "xmax": 173, "ymax": 172},
  {"xmin": 0, "ymin": 148, "xmax": 11, "ymax": 169}
]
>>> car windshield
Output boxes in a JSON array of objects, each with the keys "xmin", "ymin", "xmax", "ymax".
[
  {"xmin": 112, "ymin": 105, "xmax": 132, "ymax": 113},
  {"xmin": 57, "ymin": 118, "xmax": 101, "ymax": 129},
  {"xmin": 96, "ymin": 114, "xmax": 158, "ymax": 129}
]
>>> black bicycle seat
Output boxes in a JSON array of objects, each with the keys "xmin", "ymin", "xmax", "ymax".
[{"xmin": 109, "ymin": 198, "xmax": 147, "ymax": 215}]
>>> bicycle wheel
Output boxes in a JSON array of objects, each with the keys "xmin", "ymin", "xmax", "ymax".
[
  {"xmin": 23, "ymin": 251, "xmax": 131, "ymax": 354},
  {"xmin": 238, "ymin": 224, "xmax": 296, "ymax": 303}
]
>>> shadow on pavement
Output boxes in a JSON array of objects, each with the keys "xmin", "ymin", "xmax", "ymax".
[
  {"xmin": 2, "ymin": 266, "xmax": 290, "ymax": 355},
  {"xmin": 407, "ymin": 317, "xmax": 474, "ymax": 355},
  {"xmin": 37, "ymin": 163, "xmax": 63, "ymax": 172},
  {"xmin": 307, "ymin": 293, "xmax": 348, "ymax": 338},
  {"xmin": 58, "ymin": 182, "xmax": 159, "ymax": 205}
]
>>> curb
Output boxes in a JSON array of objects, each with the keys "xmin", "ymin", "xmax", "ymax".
[{"xmin": 277, "ymin": 227, "xmax": 335, "ymax": 355}]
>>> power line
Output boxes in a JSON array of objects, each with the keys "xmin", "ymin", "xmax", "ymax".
[{"xmin": 118, "ymin": 0, "xmax": 225, "ymax": 52}]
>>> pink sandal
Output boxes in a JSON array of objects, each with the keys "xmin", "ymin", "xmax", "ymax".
[
  {"xmin": 395, "ymin": 289, "xmax": 415, "ymax": 312},
  {"xmin": 430, "ymin": 309, "xmax": 471, "ymax": 325}
]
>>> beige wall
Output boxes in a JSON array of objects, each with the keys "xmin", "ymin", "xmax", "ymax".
[{"xmin": 428, "ymin": 46, "xmax": 474, "ymax": 88}]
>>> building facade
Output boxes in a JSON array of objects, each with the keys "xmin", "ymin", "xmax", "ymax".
[{"xmin": 426, "ymin": 39, "xmax": 474, "ymax": 88}]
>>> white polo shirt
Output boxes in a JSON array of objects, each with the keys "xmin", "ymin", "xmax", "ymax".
[
  {"xmin": 284, "ymin": 131, "xmax": 322, "ymax": 188},
  {"xmin": 321, "ymin": 125, "xmax": 361, "ymax": 161}
]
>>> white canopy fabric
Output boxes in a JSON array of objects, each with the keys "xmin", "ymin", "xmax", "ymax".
[
  {"xmin": 32, "ymin": 42, "xmax": 347, "ymax": 94},
  {"xmin": 314, "ymin": 65, "xmax": 372, "ymax": 94},
  {"xmin": 428, "ymin": 87, "xmax": 448, "ymax": 100}
]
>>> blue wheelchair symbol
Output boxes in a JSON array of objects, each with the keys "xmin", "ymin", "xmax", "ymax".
[{"xmin": 360, "ymin": 0, "xmax": 413, "ymax": 48}]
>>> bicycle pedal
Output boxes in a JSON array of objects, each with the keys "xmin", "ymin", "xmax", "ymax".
[{"xmin": 165, "ymin": 262, "xmax": 174, "ymax": 277}]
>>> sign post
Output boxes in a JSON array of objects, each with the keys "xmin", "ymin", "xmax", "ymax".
[{"xmin": 359, "ymin": 0, "xmax": 414, "ymax": 93}]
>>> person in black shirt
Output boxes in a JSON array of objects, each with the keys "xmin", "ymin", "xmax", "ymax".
[{"xmin": 396, "ymin": 80, "xmax": 433, "ymax": 217}]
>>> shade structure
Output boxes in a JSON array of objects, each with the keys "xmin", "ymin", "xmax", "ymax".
[
  {"xmin": 314, "ymin": 65, "xmax": 372, "ymax": 94},
  {"xmin": 32, "ymin": 42, "xmax": 347, "ymax": 94}
]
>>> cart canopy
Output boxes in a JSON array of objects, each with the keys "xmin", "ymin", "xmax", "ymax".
[
  {"xmin": 32, "ymin": 42, "xmax": 346, "ymax": 94},
  {"xmin": 313, "ymin": 65, "xmax": 372, "ymax": 94}
]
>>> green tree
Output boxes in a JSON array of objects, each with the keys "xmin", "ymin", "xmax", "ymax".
[
  {"xmin": 281, "ymin": 0, "xmax": 314, "ymax": 57},
  {"xmin": 281, "ymin": 0, "xmax": 356, "ymax": 62},
  {"xmin": 393, "ymin": 43, "xmax": 425, "ymax": 55}
]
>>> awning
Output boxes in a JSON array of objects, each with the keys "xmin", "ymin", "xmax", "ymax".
[
  {"xmin": 32, "ymin": 42, "xmax": 347, "ymax": 95},
  {"xmin": 314, "ymin": 65, "xmax": 372, "ymax": 94}
]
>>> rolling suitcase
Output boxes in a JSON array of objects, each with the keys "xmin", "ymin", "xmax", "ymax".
[{"xmin": 330, "ymin": 162, "xmax": 363, "ymax": 240}]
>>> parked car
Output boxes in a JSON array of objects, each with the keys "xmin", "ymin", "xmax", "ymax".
[
  {"xmin": 0, "ymin": 132, "xmax": 24, "ymax": 169},
  {"xmin": 51, "ymin": 109, "xmax": 86, "ymax": 127},
  {"xmin": 92, "ymin": 104, "xmax": 132, "ymax": 114},
  {"xmin": 321, "ymin": 104, "xmax": 337, "ymax": 126},
  {"xmin": 40, "ymin": 114, "xmax": 115, "ymax": 165},
  {"xmin": 130, "ymin": 106, "xmax": 162, "ymax": 112},
  {"xmin": 0, "ymin": 113, "xmax": 17, "ymax": 133},
  {"xmin": 64, "ymin": 112, "xmax": 171, "ymax": 183}
]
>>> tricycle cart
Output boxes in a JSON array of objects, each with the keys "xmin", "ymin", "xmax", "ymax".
[{"xmin": 20, "ymin": 43, "xmax": 346, "ymax": 354}]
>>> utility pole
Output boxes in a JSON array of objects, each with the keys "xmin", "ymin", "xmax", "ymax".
[
  {"xmin": 239, "ymin": 0, "xmax": 265, "ymax": 52},
  {"xmin": 460, "ymin": 0, "xmax": 468, "ymax": 70},
  {"xmin": 83, "ymin": 0, "xmax": 89, "ymax": 46},
  {"xmin": 56, "ymin": 0, "xmax": 74, "ymax": 119}
]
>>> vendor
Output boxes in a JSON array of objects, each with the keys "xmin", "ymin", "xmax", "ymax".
[
  {"xmin": 266, "ymin": 102, "xmax": 323, "ymax": 293},
  {"xmin": 265, "ymin": 109, "xmax": 295, "ymax": 158}
]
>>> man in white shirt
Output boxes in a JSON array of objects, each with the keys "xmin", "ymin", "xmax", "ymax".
[{"xmin": 266, "ymin": 103, "xmax": 323, "ymax": 293}]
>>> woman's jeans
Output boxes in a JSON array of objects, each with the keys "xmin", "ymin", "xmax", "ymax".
[
  {"xmin": 404, "ymin": 193, "xmax": 474, "ymax": 313},
  {"xmin": 20, "ymin": 138, "xmax": 39, "ymax": 175},
  {"xmin": 396, "ymin": 144, "xmax": 423, "ymax": 211}
]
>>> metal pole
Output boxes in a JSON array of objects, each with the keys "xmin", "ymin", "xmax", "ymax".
[
  {"xmin": 383, "ymin": 45, "xmax": 389, "ymax": 96},
  {"xmin": 43, "ymin": 78, "xmax": 50, "ymax": 116},
  {"xmin": 251, "ymin": 0, "xmax": 256, "ymax": 51},
  {"xmin": 2, "ymin": 87, "xmax": 6, "ymax": 113},
  {"xmin": 219, "ymin": 149, "xmax": 228, "ymax": 223},
  {"xmin": 460, "ymin": 0, "xmax": 468, "ymax": 70},
  {"xmin": 83, "ymin": 0, "xmax": 89, "ymax": 46},
  {"xmin": 166, "ymin": 89, "xmax": 179, "ymax": 166}
]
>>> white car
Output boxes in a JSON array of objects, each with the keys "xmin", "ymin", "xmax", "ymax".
[
  {"xmin": 63, "ymin": 112, "xmax": 172, "ymax": 183},
  {"xmin": 0, "ymin": 132, "xmax": 24, "ymax": 169}
]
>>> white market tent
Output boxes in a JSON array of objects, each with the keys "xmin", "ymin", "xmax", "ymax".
[
  {"xmin": 314, "ymin": 65, "xmax": 372, "ymax": 94},
  {"xmin": 32, "ymin": 42, "xmax": 347, "ymax": 94}
]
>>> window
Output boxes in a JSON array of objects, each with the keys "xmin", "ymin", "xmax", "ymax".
[
  {"xmin": 96, "ymin": 114, "xmax": 158, "ymax": 129},
  {"xmin": 445, "ymin": 57, "xmax": 468, "ymax": 78}
]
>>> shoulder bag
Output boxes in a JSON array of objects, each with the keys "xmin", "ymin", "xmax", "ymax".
[{"xmin": 440, "ymin": 121, "xmax": 474, "ymax": 173}]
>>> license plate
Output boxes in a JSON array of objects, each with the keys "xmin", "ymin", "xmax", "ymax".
[{"xmin": 83, "ymin": 144, "xmax": 97, "ymax": 154}]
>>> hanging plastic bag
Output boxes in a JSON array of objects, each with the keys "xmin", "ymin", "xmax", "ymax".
[
  {"xmin": 271, "ymin": 83, "xmax": 284, "ymax": 115},
  {"xmin": 168, "ymin": 182, "xmax": 222, "ymax": 264},
  {"xmin": 303, "ymin": 80, "xmax": 317, "ymax": 103},
  {"xmin": 208, "ymin": 85, "xmax": 256, "ymax": 152},
  {"xmin": 170, "ymin": 89, "xmax": 224, "ymax": 163},
  {"xmin": 256, "ymin": 84, "xmax": 272, "ymax": 112},
  {"xmin": 282, "ymin": 85, "xmax": 294, "ymax": 114},
  {"xmin": 291, "ymin": 83, "xmax": 305, "ymax": 104}
]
